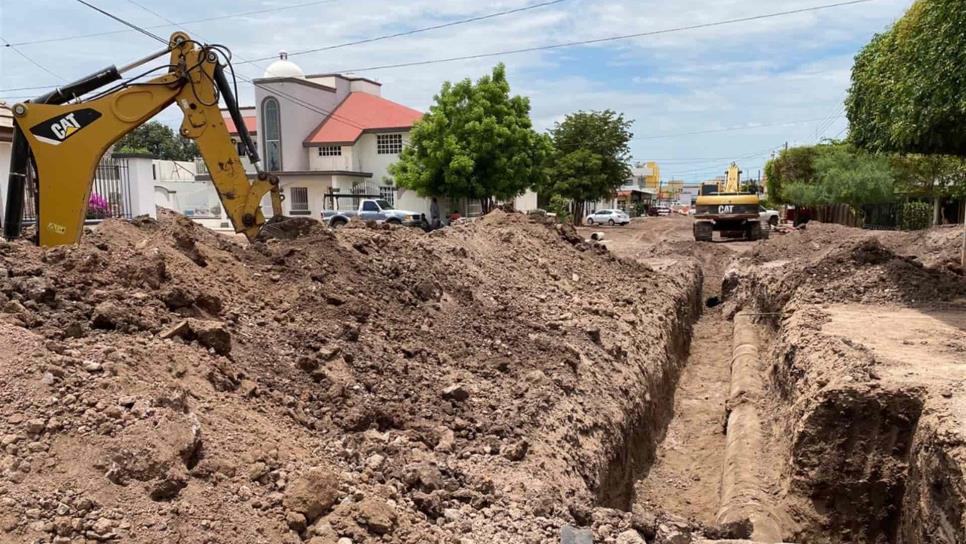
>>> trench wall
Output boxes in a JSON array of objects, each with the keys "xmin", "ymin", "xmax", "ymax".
[
  {"xmin": 595, "ymin": 261, "xmax": 704, "ymax": 510},
  {"xmin": 761, "ymin": 306, "xmax": 964, "ymax": 543}
]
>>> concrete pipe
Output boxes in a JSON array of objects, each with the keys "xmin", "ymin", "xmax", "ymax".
[{"xmin": 716, "ymin": 311, "xmax": 784, "ymax": 542}]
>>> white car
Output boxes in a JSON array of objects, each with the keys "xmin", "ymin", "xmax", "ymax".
[
  {"xmin": 758, "ymin": 206, "xmax": 780, "ymax": 227},
  {"xmin": 585, "ymin": 209, "xmax": 630, "ymax": 226}
]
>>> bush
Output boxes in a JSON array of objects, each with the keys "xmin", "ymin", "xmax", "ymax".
[
  {"xmin": 87, "ymin": 193, "xmax": 111, "ymax": 219},
  {"xmin": 546, "ymin": 194, "xmax": 571, "ymax": 222},
  {"xmin": 899, "ymin": 201, "xmax": 932, "ymax": 230}
]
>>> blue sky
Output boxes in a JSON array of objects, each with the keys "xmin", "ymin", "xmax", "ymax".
[{"xmin": 0, "ymin": 0, "xmax": 912, "ymax": 182}]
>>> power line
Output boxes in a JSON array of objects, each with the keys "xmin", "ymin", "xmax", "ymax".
[
  {"xmin": 73, "ymin": 0, "xmax": 168, "ymax": 44},
  {"xmin": 119, "ymin": 0, "xmax": 369, "ymax": 131},
  {"xmin": 3, "ymin": 0, "xmax": 562, "ymax": 92},
  {"xmin": 5, "ymin": 0, "xmax": 339, "ymax": 48},
  {"xmin": 813, "ymin": 104, "xmax": 844, "ymax": 140},
  {"xmin": 0, "ymin": 36, "xmax": 63, "ymax": 80},
  {"xmin": 336, "ymin": 0, "xmax": 877, "ymax": 73},
  {"xmin": 0, "ymin": 0, "xmax": 870, "ymax": 94},
  {"xmin": 633, "ymin": 116, "xmax": 842, "ymax": 140},
  {"xmin": 238, "ymin": 0, "xmax": 568, "ymax": 64}
]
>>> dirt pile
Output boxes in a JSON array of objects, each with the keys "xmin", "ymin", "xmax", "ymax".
[
  {"xmin": 0, "ymin": 210, "xmax": 702, "ymax": 543},
  {"xmin": 724, "ymin": 222, "xmax": 966, "ymax": 543},
  {"xmin": 732, "ymin": 222, "xmax": 966, "ymax": 311}
]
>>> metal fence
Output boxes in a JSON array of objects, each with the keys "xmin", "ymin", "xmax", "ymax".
[{"xmin": 21, "ymin": 157, "xmax": 134, "ymax": 223}]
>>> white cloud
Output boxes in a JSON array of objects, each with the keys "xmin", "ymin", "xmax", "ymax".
[{"xmin": 0, "ymin": 0, "xmax": 911, "ymax": 180}]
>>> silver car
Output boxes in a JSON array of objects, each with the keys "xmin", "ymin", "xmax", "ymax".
[{"xmin": 585, "ymin": 209, "xmax": 630, "ymax": 226}]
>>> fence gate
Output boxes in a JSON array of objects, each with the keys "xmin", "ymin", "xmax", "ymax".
[{"xmin": 21, "ymin": 156, "xmax": 134, "ymax": 224}]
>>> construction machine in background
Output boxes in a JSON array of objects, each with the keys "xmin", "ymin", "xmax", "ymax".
[
  {"xmin": 692, "ymin": 162, "xmax": 763, "ymax": 242},
  {"xmin": 3, "ymin": 32, "xmax": 285, "ymax": 247}
]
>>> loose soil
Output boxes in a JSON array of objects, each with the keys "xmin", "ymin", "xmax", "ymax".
[
  {"xmin": 0, "ymin": 210, "xmax": 706, "ymax": 544},
  {"xmin": 1, "ymin": 211, "xmax": 963, "ymax": 544},
  {"xmin": 585, "ymin": 217, "xmax": 966, "ymax": 543}
]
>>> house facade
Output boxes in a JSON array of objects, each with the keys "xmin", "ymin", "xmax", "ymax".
[
  {"xmin": 211, "ymin": 53, "xmax": 538, "ymax": 221},
  {"xmin": 211, "ymin": 54, "xmax": 428, "ymax": 218}
]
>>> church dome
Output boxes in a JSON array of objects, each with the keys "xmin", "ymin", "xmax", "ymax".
[{"xmin": 263, "ymin": 51, "xmax": 304, "ymax": 79}]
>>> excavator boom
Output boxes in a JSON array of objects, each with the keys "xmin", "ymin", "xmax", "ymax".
[{"xmin": 2, "ymin": 32, "xmax": 283, "ymax": 246}]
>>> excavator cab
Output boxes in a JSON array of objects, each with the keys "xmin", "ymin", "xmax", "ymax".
[{"xmin": 3, "ymin": 32, "xmax": 284, "ymax": 247}]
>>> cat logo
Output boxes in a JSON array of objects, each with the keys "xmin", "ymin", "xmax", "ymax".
[
  {"xmin": 46, "ymin": 222, "xmax": 66, "ymax": 235},
  {"xmin": 30, "ymin": 108, "xmax": 102, "ymax": 146},
  {"xmin": 718, "ymin": 205, "xmax": 734, "ymax": 214}
]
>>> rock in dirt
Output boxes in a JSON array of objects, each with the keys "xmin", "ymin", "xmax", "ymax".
[
  {"xmin": 160, "ymin": 319, "xmax": 231, "ymax": 355},
  {"xmin": 502, "ymin": 439, "xmax": 529, "ymax": 461},
  {"xmin": 186, "ymin": 319, "xmax": 231, "ymax": 355},
  {"xmin": 441, "ymin": 383, "xmax": 469, "ymax": 402},
  {"xmin": 403, "ymin": 462, "xmax": 444, "ymax": 492},
  {"xmin": 91, "ymin": 301, "xmax": 126, "ymax": 329},
  {"xmin": 283, "ymin": 467, "xmax": 341, "ymax": 522},
  {"xmin": 560, "ymin": 525, "xmax": 594, "ymax": 544},
  {"xmin": 616, "ymin": 529, "xmax": 646, "ymax": 544},
  {"xmin": 149, "ymin": 471, "xmax": 187, "ymax": 501},
  {"xmin": 286, "ymin": 511, "xmax": 307, "ymax": 533},
  {"xmin": 355, "ymin": 497, "xmax": 396, "ymax": 535},
  {"xmin": 2, "ymin": 300, "xmax": 26, "ymax": 314}
]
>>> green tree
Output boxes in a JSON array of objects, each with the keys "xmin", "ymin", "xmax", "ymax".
[
  {"xmin": 542, "ymin": 110, "xmax": 633, "ymax": 224},
  {"xmin": 846, "ymin": 0, "xmax": 966, "ymax": 156},
  {"xmin": 389, "ymin": 64, "xmax": 550, "ymax": 212},
  {"xmin": 779, "ymin": 145, "xmax": 895, "ymax": 222},
  {"xmin": 814, "ymin": 146, "xmax": 895, "ymax": 214},
  {"xmin": 764, "ymin": 142, "xmax": 845, "ymax": 204},
  {"xmin": 891, "ymin": 154, "xmax": 966, "ymax": 199},
  {"xmin": 114, "ymin": 121, "xmax": 200, "ymax": 160}
]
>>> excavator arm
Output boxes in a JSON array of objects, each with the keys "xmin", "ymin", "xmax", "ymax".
[{"xmin": 3, "ymin": 32, "xmax": 283, "ymax": 246}]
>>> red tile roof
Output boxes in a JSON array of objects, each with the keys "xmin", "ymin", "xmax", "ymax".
[
  {"xmin": 305, "ymin": 92, "xmax": 422, "ymax": 145},
  {"xmin": 223, "ymin": 113, "xmax": 257, "ymax": 135}
]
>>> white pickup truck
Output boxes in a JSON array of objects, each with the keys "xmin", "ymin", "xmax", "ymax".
[
  {"xmin": 758, "ymin": 205, "xmax": 780, "ymax": 227},
  {"xmin": 321, "ymin": 199, "xmax": 428, "ymax": 229}
]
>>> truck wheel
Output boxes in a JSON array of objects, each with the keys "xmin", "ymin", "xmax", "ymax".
[
  {"xmin": 330, "ymin": 218, "xmax": 348, "ymax": 229},
  {"xmin": 693, "ymin": 221, "xmax": 713, "ymax": 242},
  {"xmin": 748, "ymin": 221, "xmax": 762, "ymax": 241},
  {"xmin": 769, "ymin": 215, "xmax": 779, "ymax": 227},
  {"xmin": 386, "ymin": 218, "xmax": 401, "ymax": 225}
]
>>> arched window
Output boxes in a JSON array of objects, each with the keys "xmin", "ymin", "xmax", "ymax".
[{"xmin": 262, "ymin": 97, "xmax": 282, "ymax": 171}]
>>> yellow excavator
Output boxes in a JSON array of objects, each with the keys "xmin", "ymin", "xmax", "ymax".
[
  {"xmin": 3, "ymin": 32, "xmax": 283, "ymax": 247},
  {"xmin": 692, "ymin": 162, "xmax": 763, "ymax": 242}
]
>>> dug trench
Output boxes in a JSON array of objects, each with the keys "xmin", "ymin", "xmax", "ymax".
[
  {"xmin": 0, "ymin": 212, "xmax": 963, "ymax": 543},
  {"xmin": 595, "ymin": 218, "xmax": 966, "ymax": 544}
]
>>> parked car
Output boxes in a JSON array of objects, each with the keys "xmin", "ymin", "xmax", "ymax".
[
  {"xmin": 758, "ymin": 205, "xmax": 780, "ymax": 226},
  {"xmin": 321, "ymin": 199, "xmax": 428, "ymax": 229},
  {"xmin": 648, "ymin": 206, "xmax": 671, "ymax": 217},
  {"xmin": 585, "ymin": 209, "xmax": 630, "ymax": 226}
]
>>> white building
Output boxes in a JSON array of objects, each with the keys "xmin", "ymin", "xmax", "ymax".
[
  {"xmin": 153, "ymin": 159, "xmax": 235, "ymax": 230},
  {"xmin": 209, "ymin": 53, "xmax": 537, "ymax": 221},
  {"xmin": 0, "ymin": 103, "xmax": 13, "ymax": 226}
]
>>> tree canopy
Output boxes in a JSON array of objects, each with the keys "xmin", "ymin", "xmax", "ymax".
[
  {"xmin": 114, "ymin": 121, "xmax": 199, "ymax": 161},
  {"xmin": 764, "ymin": 144, "xmax": 826, "ymax": 203},
  {"xmin": 891, "ymin": 154, "xmax": 966, "ymax": 199},
  {"xmin": 388, "ymin": 64, "xmax": 550, "ymax": 212},
  {"xmin": 767, "ymin": 143, "xmax": 895, "ymax": 212},
  {"xmin": 766, "ymin": 142, "xmax": 966, "ymax": 208},
  {"xmin": 541, "ymin": 110, "xmax": 633, "ymax": 223},
  {"xmin": 846, "ymin": 0, "xmax": 966, "ymax": 156}
]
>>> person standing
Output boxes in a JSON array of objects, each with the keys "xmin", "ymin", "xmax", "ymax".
[{"xmin": 430, "ymin": 197, "xmax": 441, "ymax": 229}]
